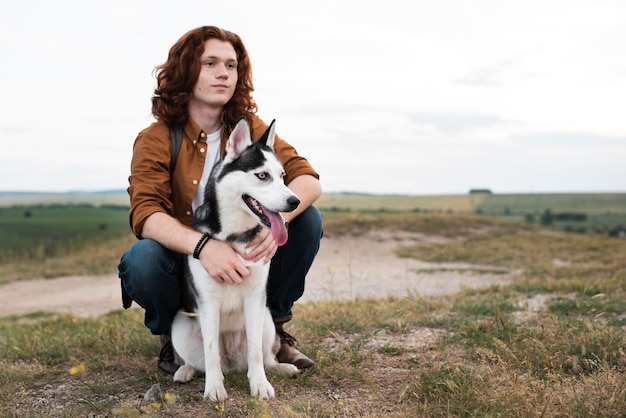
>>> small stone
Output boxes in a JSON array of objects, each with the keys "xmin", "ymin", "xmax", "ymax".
[{"xmin": 144, "ymin": 384, "xmax": 161, "ymax": 401}]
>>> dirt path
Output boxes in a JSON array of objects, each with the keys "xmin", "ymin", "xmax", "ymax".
[{"xmin": 0, "ymin": 230, "xmax": 512, "ymax": 318}]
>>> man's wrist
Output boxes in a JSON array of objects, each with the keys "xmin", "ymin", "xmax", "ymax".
[{"xmin": 192, "ymin": 232, "xmax": 212, "ymax": 259}]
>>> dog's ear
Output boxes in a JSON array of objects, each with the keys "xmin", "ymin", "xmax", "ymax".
[
  {"xmin": 226, "ymin": 118, "xmax": 252, "ymax": 157},
  {"xmin": 257, "ymin": 119, "xmax": 276, "ymax": 150}
]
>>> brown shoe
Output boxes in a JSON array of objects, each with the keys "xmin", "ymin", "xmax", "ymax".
[
  {"xmin": 275, "ymin": 320, "xmax": 314, "ymax": 370},
  {"xmin": 157, "ymin": 334, "xmax": 179, "ymax": 375}
]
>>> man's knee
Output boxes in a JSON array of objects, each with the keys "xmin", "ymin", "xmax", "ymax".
[
  {"xmin": 120, "ymin": 239, "xmax": 174, "ymax": 276},
  {"xmin": 118, "ymin": 239, "xmax": 182, "ymax": 326},
  {"xmin": 119, "ymin": 239, "xmax": 181, "ymax": 297},
  {"xmin": 292, "ymin": 206, "xmax": 323, "ymax": 244}
]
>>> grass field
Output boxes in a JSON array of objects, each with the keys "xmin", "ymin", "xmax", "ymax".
[
  {"xmin": 3, "ymin": 190, "xmax": 625, "ymax": 215},
  {"xmin": 0, "ymin": 192, "xmax": 624, "ymax": 284},
  {"xmin": 0, "ymin": 191, "xmax": 130, "ymax": 208},
  {"xmin": 317, "ymin": 192, "xmax": 626, "ymax": 233},
  {"xmin": 0, "ymin": 204, "xmax": 133, "ymax": 283},
  {"xmin": 1, "ymin": 211, "xmax": 625, "ymax": 416},
  {"xmin": 0, "ymin": 205, "xmax": 129, "ymax": 260},
  {"xmin": 316, "ymin": 191, "xmax": 626, "ymax": 214}
]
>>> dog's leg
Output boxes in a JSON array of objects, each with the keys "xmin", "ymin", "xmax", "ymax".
[
  {"xmin": 261, "ymin": 310, "xmax": 299, "ymax": 376},
  {"xmin": 198, "ymin": 301, "xmax": 228, "ymax": 401},
  {"xmin": 172, "ymin": 312, "xmax": 200, "ymax": 383},
  {"xmin": 245, "ymin": 290, "xmax": 275, "ymax": 399}
]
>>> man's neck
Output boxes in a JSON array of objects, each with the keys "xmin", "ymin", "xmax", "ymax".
[{"xmin": 188, "ymin": 104, "xmax": 223, "ymax": 134}]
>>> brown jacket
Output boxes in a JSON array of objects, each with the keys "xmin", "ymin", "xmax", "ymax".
[{"xmin": 127, "ymin": 115, "xmax": 319, "ymax": 237}]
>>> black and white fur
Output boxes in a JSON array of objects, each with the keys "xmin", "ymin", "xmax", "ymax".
[{"xmin": 171, "ymin": 118, "xmax": 300, "ymax": 401}]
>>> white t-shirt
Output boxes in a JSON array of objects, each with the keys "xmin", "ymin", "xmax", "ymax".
[{"xmin": 191, "ymin": 129, "xmax": 221, "ymax": 212}]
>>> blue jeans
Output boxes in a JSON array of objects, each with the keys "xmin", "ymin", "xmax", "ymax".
[{"xmin": 118, "ymin": 206, "xmax": 323, "ymax": 335}]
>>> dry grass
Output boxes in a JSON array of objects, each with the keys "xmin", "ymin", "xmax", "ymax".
[
  {"xmin": 2, "ymin": 213, "xmax": 626, "ymax": 417},
  {"xmin": 0, "ymin": 234, "xmax": 137, "ymax": 284}
]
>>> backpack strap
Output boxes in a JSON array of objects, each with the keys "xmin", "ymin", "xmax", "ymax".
[
  {"xmin": 169, "ymin": 125, "xmax": 183, "ymax": 174},
  {"xmin": 121, "ymin": 124, "xmax": 183, "ymax": 310}
]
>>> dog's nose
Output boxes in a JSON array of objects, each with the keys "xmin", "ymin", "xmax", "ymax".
[{"xmin": 287, "ymin": 195, "xmax": 300, "ymax": 210}]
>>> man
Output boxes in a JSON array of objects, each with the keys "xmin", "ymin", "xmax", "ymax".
[{"xmin": 118, "ymin": 26, "xmax": 322, "ymax": 374}]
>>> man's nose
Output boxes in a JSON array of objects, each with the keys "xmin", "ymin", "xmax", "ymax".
[{"xmin": 215, "ymin": 64, "xmax": 228, "ymax": 78}]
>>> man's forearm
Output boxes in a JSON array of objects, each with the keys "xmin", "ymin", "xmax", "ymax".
[
  {"xmin": 141, "ymin": 212, "xmax": 203, "ymax": 255},
  {"xmin": 283, "ymin": 174, "xmax": 322, "ymax": 223}
]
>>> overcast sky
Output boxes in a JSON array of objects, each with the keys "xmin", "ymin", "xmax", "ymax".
[{"xmin": 1, "ymin": 0, "xmax": 624, "ymax": 195}]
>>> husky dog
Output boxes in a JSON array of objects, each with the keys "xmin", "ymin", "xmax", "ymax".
[{"xmin": 171, "ymin": 118, "xmax": 300, "ymax": 401}]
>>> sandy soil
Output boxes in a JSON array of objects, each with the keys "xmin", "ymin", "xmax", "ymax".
[{"xmin": 0, "ymin": 230, "xmax": 513, "ymax": 318}]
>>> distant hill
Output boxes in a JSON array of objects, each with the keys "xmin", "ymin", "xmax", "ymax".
[
  {"xmin": 0, "ymin": 189, "xmax": 127, "ymax": 196},
  {"xmin": 0, "ymin": 190, "xmax": 129, "ymax": 207},
  {"xmin": 2, "ymin": 191, "xmax": 626, "ymax": 217},
  {"xmin": 316, "ymin": 192, "xmax": 626, "ymax": 215}
]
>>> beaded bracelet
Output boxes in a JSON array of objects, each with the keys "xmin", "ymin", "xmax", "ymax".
[{"xmin": 192, "ymin": 232, "xmax": 212, "ymax": 259}]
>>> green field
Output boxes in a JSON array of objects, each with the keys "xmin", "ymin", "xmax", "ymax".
[
  {"xmin": 0, "ymin": 192, "xmax": 130, "ymax": 208},
  {"xmin": 316, "ymin": 192, "xmax": 626, "ymax": 214},
  {"xmin": 473, "ymin": 193, "xmax": 626, "ymax": 215},
  {"xmin": 0, "ymin": 191, "xmax": 624, "ymax": 281},
  {"xmin": 0, "ymin": 205, "xmax": 129, "ymax": 262},
  {"xmin": 317, "ymin": 192, "xmax": 626, "ymax": 233},
  {"xmin": 3, "ymin": 190, "xmax": 625, "ymax": 215},
  {"xmin": 1, "ymin": 192, "xmax": 624, "ymax": 262}
]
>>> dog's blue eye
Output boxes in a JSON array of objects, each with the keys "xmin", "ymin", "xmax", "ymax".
[{"xmin": 256, "ymin": 172, "xmax": 269, "ymax": 181}]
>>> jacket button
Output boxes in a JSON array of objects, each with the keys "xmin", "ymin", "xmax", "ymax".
[
  {"xmin": 192, "ymin": 179, "xmax": 198, "ymax": 185},
  {"xmin": 186, "ymin": 211, "xmax": 192, "ymax": 216},
  {"xmin": 200, "ymin": 148, "xmax": 205, "ymax": 153}
]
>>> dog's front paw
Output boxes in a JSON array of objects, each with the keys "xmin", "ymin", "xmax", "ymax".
[
  {"xmin": 173, "ymin": 365, "xmax": 195, "ymax": 383},
  {"xmin": 250, "ymin": 379, "xmax": 275, "ymax": 399},
  {"xmin": 204, "ymin": 383, "xmax": 228, "ymax": 402}
]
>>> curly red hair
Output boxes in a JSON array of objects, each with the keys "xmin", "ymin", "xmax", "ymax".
[{"xmin": 151, "ymin": 26, "xmax": 257, "ymax": 132}]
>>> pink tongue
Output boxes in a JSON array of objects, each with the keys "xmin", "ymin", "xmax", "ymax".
[{"xmin": 261, "ymin": 206, "xmax": 288, "ymax": 246}]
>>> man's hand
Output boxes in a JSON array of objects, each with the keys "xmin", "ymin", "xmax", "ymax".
[
  {"xmin": 242, "ymin": 228, "xmax": 278, "ymax": 264},
  {"xmin": 199, "ymin": 239, "xmax": 250, "ymax": 284}
]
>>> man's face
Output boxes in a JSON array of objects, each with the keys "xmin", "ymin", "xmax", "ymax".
[{"xmin": 191, "ymin": 39, "xmax": 238, "ymax": 110}]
